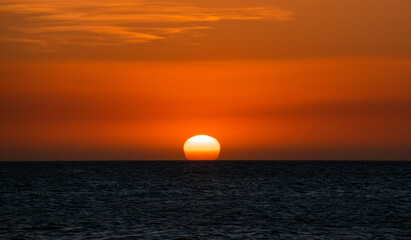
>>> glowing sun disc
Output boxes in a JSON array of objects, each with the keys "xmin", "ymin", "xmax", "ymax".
[{"xmin": 183, "ymin": 135, "xmax": 220, "ymax": 160}]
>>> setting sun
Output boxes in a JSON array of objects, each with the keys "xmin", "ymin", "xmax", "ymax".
[{"xmin": 183, "ymin": 135, "xmax": 220, "ymax": 160}]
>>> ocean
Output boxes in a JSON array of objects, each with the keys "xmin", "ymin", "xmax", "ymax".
[{"xmin": 1, "ymin": 161, "xmax": 410, "ymax": 239}]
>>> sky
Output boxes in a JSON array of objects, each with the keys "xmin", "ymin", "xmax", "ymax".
[{"xmin": 0, "ymin": 0, "xmax": 410, "ymax": 160}]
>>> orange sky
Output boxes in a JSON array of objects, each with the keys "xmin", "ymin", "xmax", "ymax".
[{"xmin": 0, "ymin": 0, "xmax": 410, "ymax": 160}]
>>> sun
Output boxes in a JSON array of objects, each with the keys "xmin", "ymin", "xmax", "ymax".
[{"xmin": 183, "ymin": 135, "xmax": 221, "ymax": 160}]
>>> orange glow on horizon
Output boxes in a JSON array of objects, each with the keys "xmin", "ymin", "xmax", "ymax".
[{"xmin": 0, "ymin": 58, "xmax": 410, "ymax": 160}]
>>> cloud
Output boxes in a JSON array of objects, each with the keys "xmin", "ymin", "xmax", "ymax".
[
  {"xmin": 0, "ymin": 38, "xmax": 53, "ymax": 52},
  {"xmin": 0, "ymin": 0, "xmax": 292, "ymax": 51}
]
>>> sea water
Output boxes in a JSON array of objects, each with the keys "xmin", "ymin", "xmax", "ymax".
[{"xmin": 1, "ymin": 161, "xmax": 410, "ymax": 239}]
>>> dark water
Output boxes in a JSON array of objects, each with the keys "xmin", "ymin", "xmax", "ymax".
[{"xmin": 1, "ymin": 161, "xmax": 410, "ymax": 239}]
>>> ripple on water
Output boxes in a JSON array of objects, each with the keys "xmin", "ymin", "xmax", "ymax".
[{"xmin": 0, "ymin": 161, "xmax": 410, "ymax": 239}]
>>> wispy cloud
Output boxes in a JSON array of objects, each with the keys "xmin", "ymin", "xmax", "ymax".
[{"xmin": 0, "ymin": 0, "xmax": 293, "ymax": 51}]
